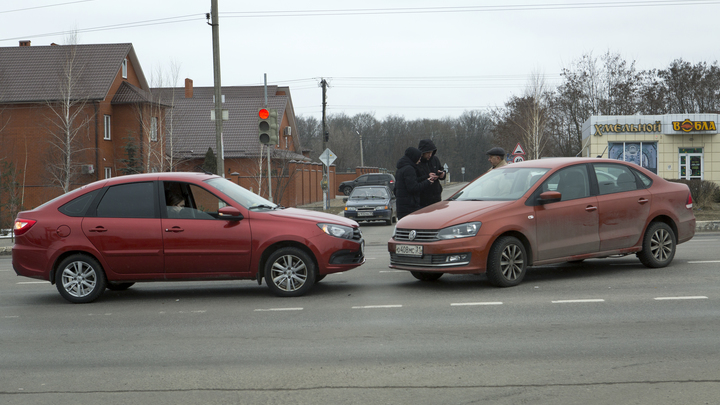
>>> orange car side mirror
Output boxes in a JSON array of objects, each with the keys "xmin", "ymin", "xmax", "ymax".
[{"xmin": 538, "ymin": 191, "xmax": 562, "ymax": 204}]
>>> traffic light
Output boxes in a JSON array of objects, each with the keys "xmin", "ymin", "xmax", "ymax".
[{"xmin": 258, "ymin": 108, "xmax": 279, "ymax": 145}]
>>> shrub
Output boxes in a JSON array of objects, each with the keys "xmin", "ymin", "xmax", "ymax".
[{"xmin": 667, "ymin": 179, "xmax": 720, "ymax": 208}]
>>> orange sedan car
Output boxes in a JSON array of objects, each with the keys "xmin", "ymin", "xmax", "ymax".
[{"xmin": 388, "ymin": 158, "xmax": 695, "ymax": 287}]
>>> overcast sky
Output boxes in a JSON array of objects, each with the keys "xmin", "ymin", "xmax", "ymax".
[{"xmin": 2, "ymin": 0, "xmax": 720, "ymax": 121}]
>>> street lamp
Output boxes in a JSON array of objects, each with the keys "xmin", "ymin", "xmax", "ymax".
[{"xmin": 356, "ymin": 130, "xmax": 364, "ymax": 167}]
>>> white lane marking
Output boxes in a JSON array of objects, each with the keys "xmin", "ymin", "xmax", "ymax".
[
  {"xmin": 688, "ymin": 260, "xmax": 720, "ymax": 264},
  {"xmin": 654, "ymin": 296, "xmax": 708, "ymax": 301},
  {"xmin": 253, "ymin": 308, "xmax": 304, "ymax": 312},
  {"xmin": 4, "ymin": 316, "xmax": 19, "ymax": 319},
  {"xmin": 352, "ymin": 305, "xmax": 402, "ymax": 309},
  {"xmin": 451, "ymin": 302, "xmax": 503, "ymax": 306},
  {"xmin": 379, "ymin": 270, "xmax": 404, "ymax": 273},
  {"xmin": 552, "ymin": 299, "xmax": 605, "ymax": 303},
  {"xmin": 17, "ymin": 281, "xmax": 49, "ymax": 284}
]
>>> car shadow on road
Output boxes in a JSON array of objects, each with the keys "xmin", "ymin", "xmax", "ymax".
[{"xmin": 387, "ymin": 258, "xmax": 662, "ymax": 292}]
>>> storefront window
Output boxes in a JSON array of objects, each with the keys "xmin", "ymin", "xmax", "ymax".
[
  {"xmin": 608, "ymin": 142, "xmax": 658, "ymax": 173},
  {"xmin": 678, "ymin": 148, "xmax": 703, "ymax": 180}
]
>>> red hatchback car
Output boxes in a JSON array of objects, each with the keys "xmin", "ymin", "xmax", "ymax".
[
  {"xmin": 388, "ymin": 158, "xmax": 695, "ymax": 286},
  {"xmin": 13, "ymin": 173, "xmax": 365, "ymax": 303}
]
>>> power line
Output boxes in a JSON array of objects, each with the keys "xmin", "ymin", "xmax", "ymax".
[
  {"xmin": 0, "ymin": 0, "xmax": 94, "ymax": 14},
  {"xmin": 220, "ymin": 1, "xmax": 720, "ymax": 18},
  {"xmin": 2, "ymin": 1, "xmax": 719, "ymax": 42}
]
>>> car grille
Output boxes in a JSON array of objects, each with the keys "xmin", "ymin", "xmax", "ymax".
[
  {"xmin": 390, "ymin": 253, "xmax": 471, "ymax": 267},
  {"xmin": 394, "ymin": 229, "xmax": 439, "ymax": 242},
  {"xmin": 357, "ymin": 206, "xmax": 375, "ymax": 212},
  {"xmin": 353, "ymin": 228, "xmax": 363, "ymax": 241}
]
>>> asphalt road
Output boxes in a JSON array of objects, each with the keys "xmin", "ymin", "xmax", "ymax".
[{"xmin": 1, "ymin": 185, "xmax": 719, "ymax": 405}]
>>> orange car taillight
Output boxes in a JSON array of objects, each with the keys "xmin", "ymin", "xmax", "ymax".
[
  {"xmin": 686, "ymin": 193, "xmax": 693, "ymax": 210},
  {"xmin": 13, "ymin": 219, "xmax": 37, "ymax": 236}
]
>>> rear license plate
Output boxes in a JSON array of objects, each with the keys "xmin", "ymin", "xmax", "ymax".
[
  {"xmin": 357, "ymin": 212, "xmax": 373, "ymax": 216},
  {"xmin": 396, "ymin": 244, "xmax": 423, "ymax": 256}
]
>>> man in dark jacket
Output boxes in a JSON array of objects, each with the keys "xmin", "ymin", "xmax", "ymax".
[
  {"xmin": 395, "ymin": 147, "xmax": 434, "ymax": 220},
  {"xmin": 417, "ymin": 139, "xmax": 445, "ymax": 208}
]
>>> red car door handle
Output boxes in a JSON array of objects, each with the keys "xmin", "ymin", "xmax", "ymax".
[
  {"xmin": 88, "ymin": 227, "xmax": 107, "ymax": 232},
  {"xmin": 165, "ymin": 227, "xmax": 184, "ymax": 233},
  {"xmin": 638, "ymin": 198, "xmax": 649, "ymax": 204},
  {"xmin": 585, "ymin": 206, "xmax": 598, "ymax": 212}
]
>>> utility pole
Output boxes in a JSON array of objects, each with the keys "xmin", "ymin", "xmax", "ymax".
[
  {"xmin": 320, "ymin": 79, "xmax": 329, "ymax": 209},
  {"xmin": 209, "ymin": 0, "xmax": 224, "ymax": 176},
  {"xmin": 321, "ymin": 79, "xmax": 328, "ymax": 152},
  {"xmin": 356, "ymin": 130, "xmax": 364, "ymax": 167}
]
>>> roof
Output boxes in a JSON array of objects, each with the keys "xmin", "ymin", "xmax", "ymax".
[
  {"xmin": 112, "ymin": 81, "xmax": 170, "ymax": 107},
  {"xmin": 153, "ymin": 85, "xmax": 301, "ymax": 159},
  {"xmin": 0, "ymin": 43, "xmax": 145, "ymax": 103}
]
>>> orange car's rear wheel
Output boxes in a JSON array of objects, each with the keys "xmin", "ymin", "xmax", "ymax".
[{"xmin": 637, "ymin": 222, "xmax": 676, "ymax": 268}]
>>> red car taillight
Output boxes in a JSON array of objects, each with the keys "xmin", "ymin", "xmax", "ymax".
[
  {"xmin": 13, "ymin": 219, "xmax": 37, "ymax": 236},
  {"xmin": 686, "ymin": 193, "xmax": 693, "ymax": 210}
]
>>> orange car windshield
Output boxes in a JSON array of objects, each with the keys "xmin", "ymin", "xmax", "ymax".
[{"xmin": 452, "ymin": 167, "xmax": 549, "ymax": 201}]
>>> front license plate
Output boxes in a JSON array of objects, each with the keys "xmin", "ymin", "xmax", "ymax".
[
  {"xmin": 357, "ymin": 212, "xmax": 373, "ymax": 216},
  {"xmin": 396, "ymin": 244, "xmax": 423, "ymax": 256}
]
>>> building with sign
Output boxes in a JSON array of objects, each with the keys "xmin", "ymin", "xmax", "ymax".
[{"xmin": 580, "ymin": 114, "xmax": 719, "ymax": 186}]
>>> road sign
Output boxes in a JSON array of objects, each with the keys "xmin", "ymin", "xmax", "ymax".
[
  {"xmin": 319, "ymin": 148, "xmax": 337, "ymax": 166},
  {"xmin": 513, "ymin": 143, "xmax": 525, "ymax": 155},
  {"xmin": 443, "ymin": 163, "xmax": 449, "ymax": 172},
  {"xmin": 514, "ymin": 155, "xmax": 525, "ymax": 163}
]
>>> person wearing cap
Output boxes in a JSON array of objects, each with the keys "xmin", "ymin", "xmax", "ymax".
[
  {"xmin": 486, "ymin": 147, "xmax": 508, "ymax": 172},
  {"xmin": 394, "ymin": 147, "xmax": 435, "ymax": 220},
  {"xmin": 417, "ymin": 139, "xmax": 445, "ymax": 208}
]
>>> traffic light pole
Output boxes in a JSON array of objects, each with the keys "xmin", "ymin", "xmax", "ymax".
[{"xmin": 264, "ymin": 75, "xmax": 272, "ymax": 202}]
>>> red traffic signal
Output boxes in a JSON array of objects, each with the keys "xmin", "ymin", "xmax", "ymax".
[{"xmin": 258, "ymin": 108, "xmax": 270, "ymax": 120}]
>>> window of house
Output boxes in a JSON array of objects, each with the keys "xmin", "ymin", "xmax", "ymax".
[
  {"xmin": 104, "ymin": 167, "xmax": 112, "ymax": 179},
  {"xmin": 104, "ymin": 115, "xmax": 111, "ymax": 140},
  {"xmin": 122, "ymin": 58, "xmax": 128, "ymax": 79},
  {"xmin": 151, "ymin": 117, "xmax": 158, "ymax": 141}
]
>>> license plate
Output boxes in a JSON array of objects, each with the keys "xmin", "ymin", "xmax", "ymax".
[
  {"xmin": 396, "ymin": 244, "xmax": 423, "ymax": 256},
  {"xmin": 357, "ymin": 212, "xmax": 373, "ymax": 216}
]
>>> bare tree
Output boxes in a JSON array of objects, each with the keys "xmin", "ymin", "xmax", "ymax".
[
  {"xmin": 44, "ymin": 35, "xmax": 94, "ymax": 193},
  {"xmin": 506, "ymin": 72, "xmax": 552, "ymax": 160}
]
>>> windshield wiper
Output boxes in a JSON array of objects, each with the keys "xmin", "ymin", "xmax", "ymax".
[{"xmin": 249, "ymin": 204, "xmax": 276, "ymax": 210}]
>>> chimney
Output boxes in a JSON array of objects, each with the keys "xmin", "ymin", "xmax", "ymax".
[
  {"xmin": 184, "ymin": 78, "xmax": 193, "ymax": 98},
  {"xmin": 19, "ymin": 40, "xmax": 31, "ymax": 47}
]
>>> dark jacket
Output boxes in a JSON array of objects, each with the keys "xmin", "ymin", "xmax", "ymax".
[
  {"xmin": 417, "ymin": 139, "xmax": 444, "ymax": 207},
  {"xmin": 395, "ymin": 147, "xmax": 432, "ymax": 219}
]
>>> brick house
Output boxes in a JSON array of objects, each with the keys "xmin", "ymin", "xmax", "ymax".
[
  {"xmin": 0, "ymin": 41, "xmax": 167, "ymax": 224},
  {"xmin": 1, "ymin": 41, "xmax": 330, "ymax": 226}
]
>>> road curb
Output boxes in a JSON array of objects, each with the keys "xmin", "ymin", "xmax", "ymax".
[{"xmin": 696, "ymin": 220, "xmax": 720, "ymax": 232}]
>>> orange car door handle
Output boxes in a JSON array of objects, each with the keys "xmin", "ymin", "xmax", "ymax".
[
  {"xmin": 638, "ymin": 198, "xmax": 649, "ymax": 204},
  {"xmin": 585, "ymin": 206, "xmax": 598, "ymax": 212},
  {"xmin": 88, "ymin": 227, "xmax": 107, "ymax": 232},
  {"xmin": 165, "ymin": 227, "xmax": 184, "ymax": 233}
]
